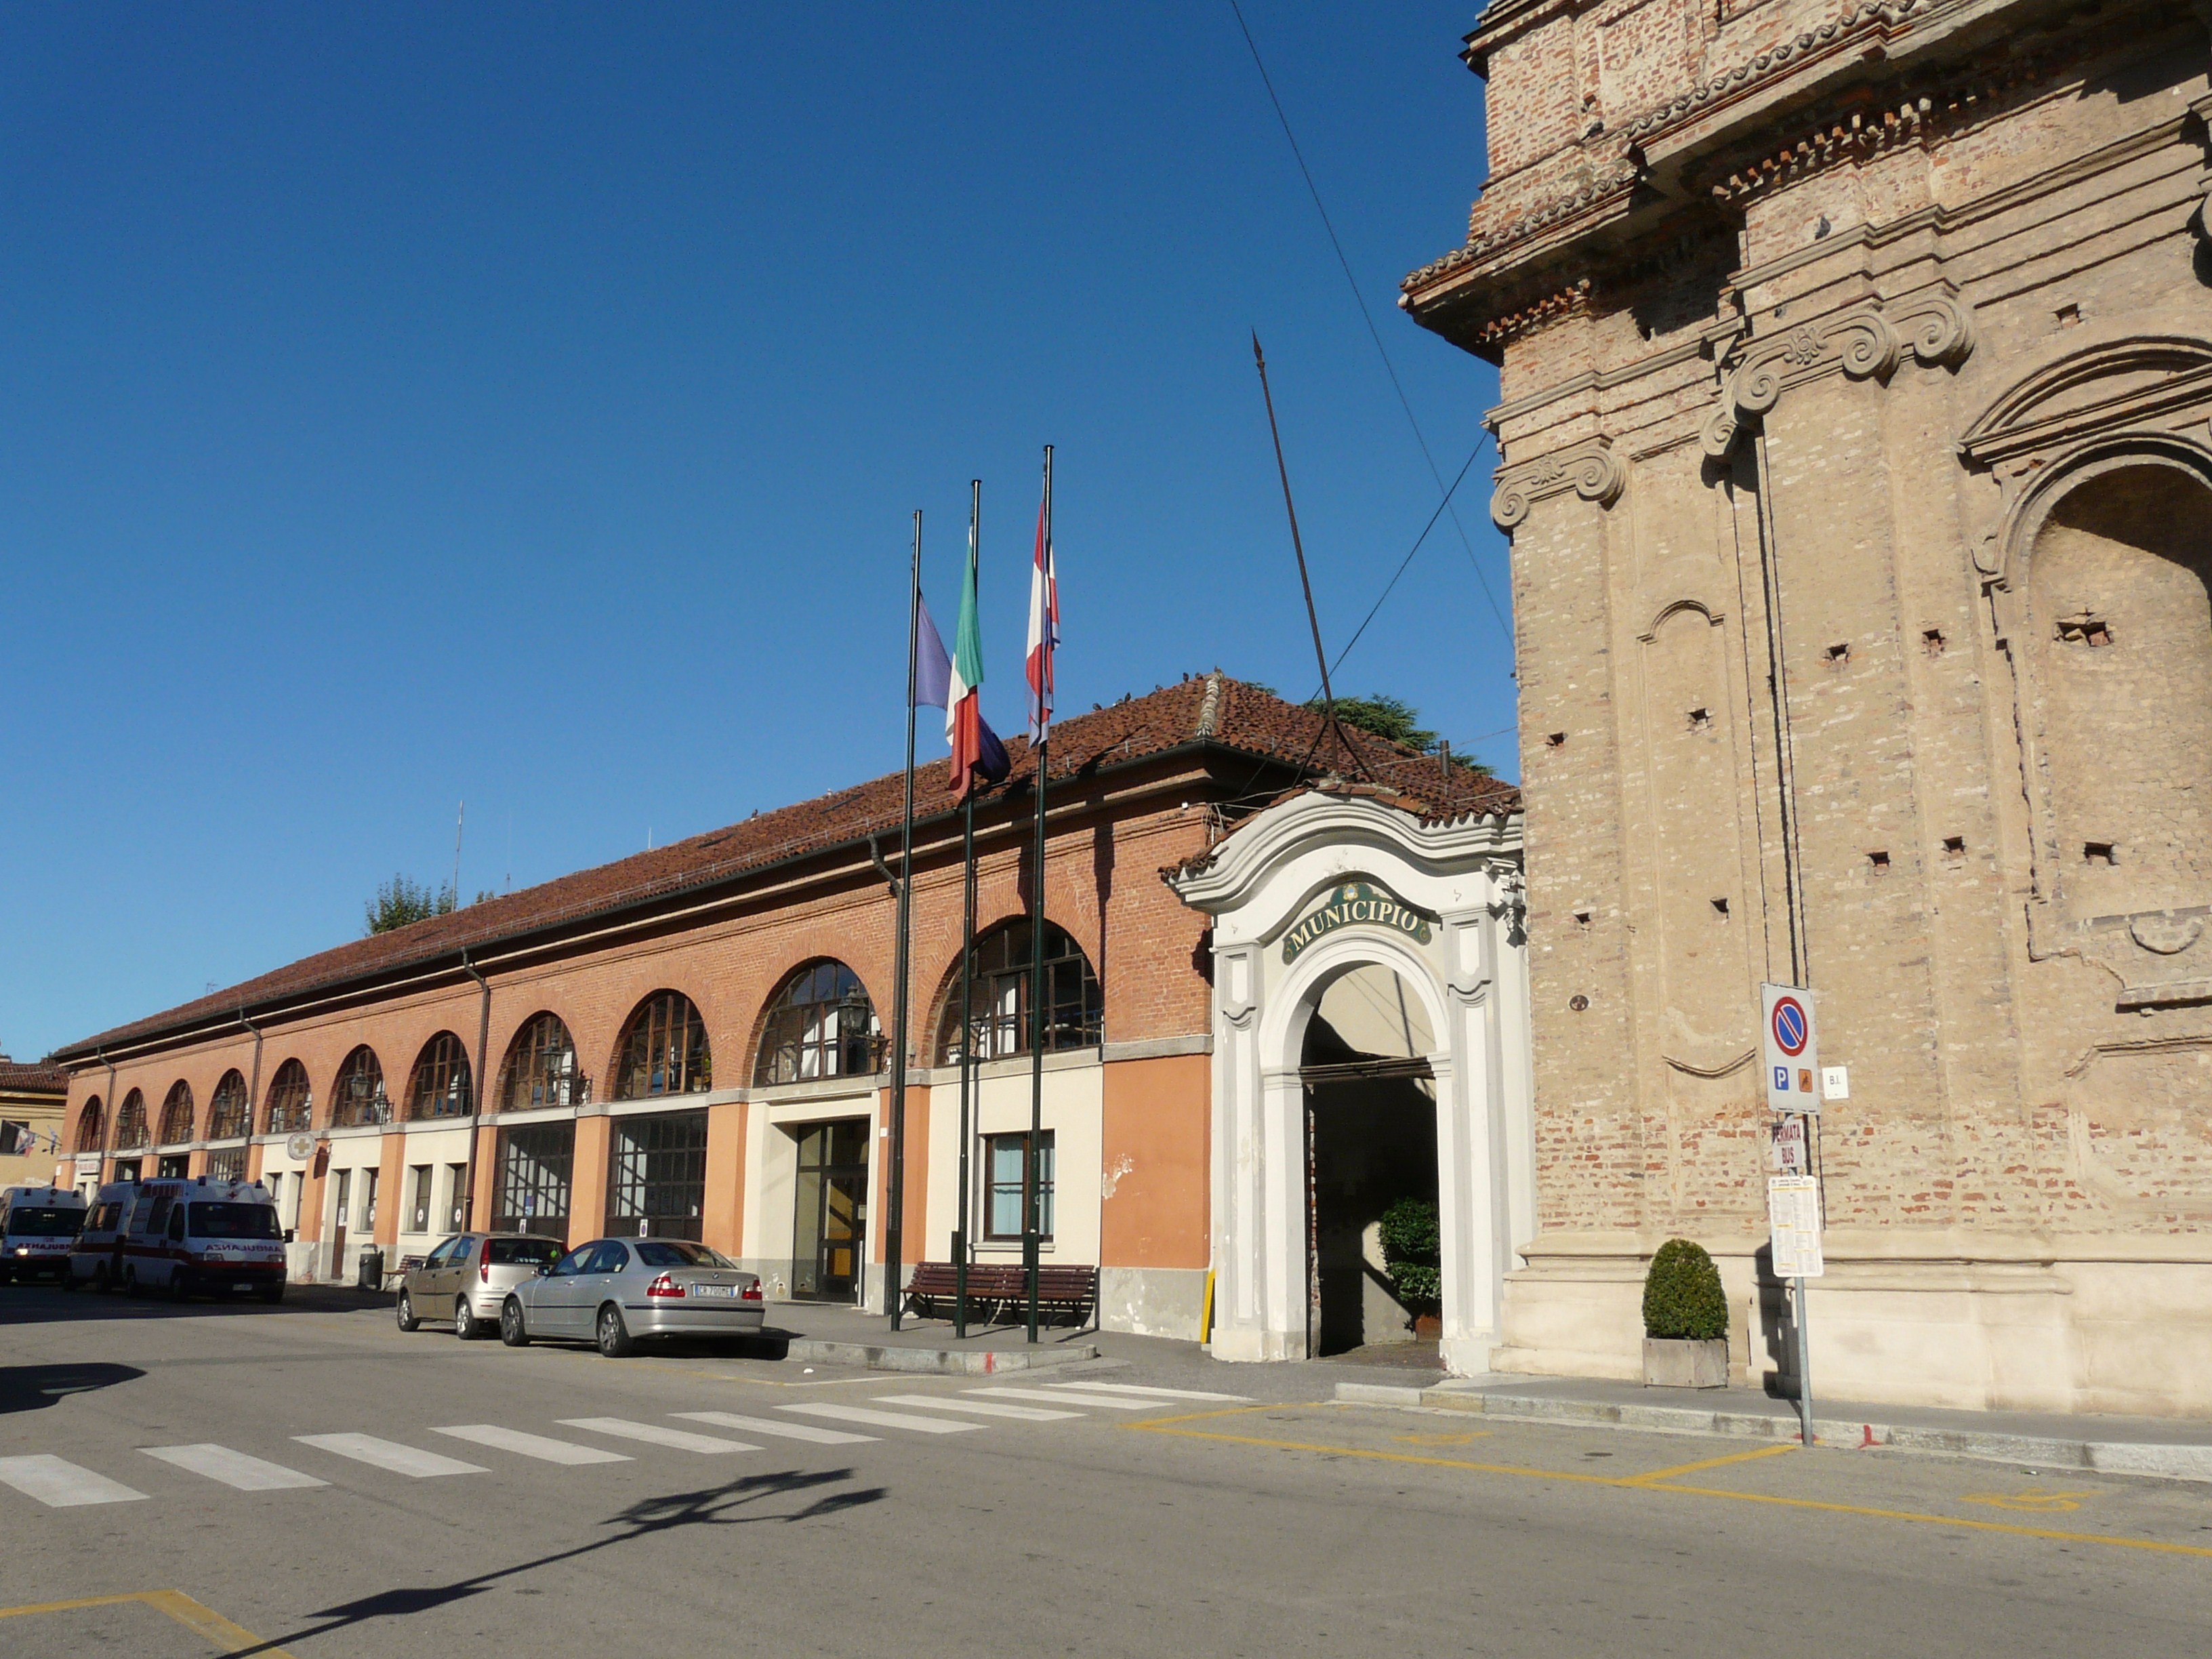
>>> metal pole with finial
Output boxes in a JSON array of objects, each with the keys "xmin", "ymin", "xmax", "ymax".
[
  {"xmin": 1252, "ymin": 332, "xmax": 1362, "ymax": 777},
  {"xmin": 887, "ymin": 510, "xmax": 921, "ymax": 1330}
]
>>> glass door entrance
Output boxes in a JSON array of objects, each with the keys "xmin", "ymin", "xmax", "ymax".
[{"xmin": 791, "ymin": 1119, "xmax": 868, "ymax": 1302}]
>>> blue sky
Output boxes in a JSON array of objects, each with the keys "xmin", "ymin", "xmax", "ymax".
[{"xmin": 0, "ymin": 3, "xmax": 1506, "ymax": 1060}]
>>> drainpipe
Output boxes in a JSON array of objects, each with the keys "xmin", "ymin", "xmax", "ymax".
[
  {"xmin": 98, "ymin": 1047, "xmax": 116, "ymax": 1189},
  {"xmin": 461, "ymin": 951, "xmax": 491, "ymax": 1233},
  {"xmin": 239, "ymin": 1008, "xmax": 264, "ymax": 1182}
]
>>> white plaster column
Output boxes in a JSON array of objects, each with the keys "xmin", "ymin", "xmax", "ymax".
[
  {"xmin": 1209, "ymin": 942, "xmax": 1271, "ymax": 1361},
  {"xmin": 1439, "ymin": 903, "xmax": 1502, "ymax": 1372}
]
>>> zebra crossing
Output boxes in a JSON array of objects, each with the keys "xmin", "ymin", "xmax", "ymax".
[{"xmin": 0, "ymin": 1380, "xmax": 1246, "ymax": 1511}]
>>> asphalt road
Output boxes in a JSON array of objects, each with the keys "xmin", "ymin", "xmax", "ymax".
[{"xmin": 3, "ymin": 1284, "xmax": 2208, "ymax": 1658}]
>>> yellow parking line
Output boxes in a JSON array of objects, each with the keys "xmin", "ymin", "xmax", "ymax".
[
  {"xmin": 0, "ymin": 1588, "xmax": 296, "ymax": 1655},
  {"xmin": 1653, "ymin": 1481, "xmax": 2212, "ymax": 1559},
  {"xmin": 1128, "ymin": 1406, "xmax": 2212, "ymax": 1561},
  {"xmin": 1624, "ymin": 1443, "xmax": 1799, "ymax": 1485}
]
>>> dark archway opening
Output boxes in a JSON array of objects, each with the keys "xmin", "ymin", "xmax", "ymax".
[{"xmin": 1301, "ymin": 964, "xmax": 1439, "ymax": 1359}]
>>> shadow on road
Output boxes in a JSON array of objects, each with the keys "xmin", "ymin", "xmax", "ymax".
[
  {"xmin": 220, "ymin": 1468, "xmax": 885, "ymax": 1655},
  {"xmin": 0, "ymin": 1361, "xmax": 145, "ymax": 1414},
  {"xmin": 0, "ymin": 1282, "xmax": 396, "ymax": 1328}
]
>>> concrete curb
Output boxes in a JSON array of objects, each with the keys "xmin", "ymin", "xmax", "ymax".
[
  {"xmin": 1334, "ymin": 1383, "xmax": 2212, "ymax": 1483},
  {"xmin": 787, "ymin": 1338, "xmax": 1099, "ymax": 1375}
]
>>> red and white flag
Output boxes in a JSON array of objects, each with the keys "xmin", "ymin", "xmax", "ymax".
[{"xmin": 1025, "ymin": 493, "xmax": 1058, "ymax": 741}]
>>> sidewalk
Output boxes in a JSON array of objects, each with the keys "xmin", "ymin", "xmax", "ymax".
[
  {"xmin": 1331, "ymin": 1370, "xmax": 2212, "ymax": 1483},
  {"xmin": 748, "ymin": 1301, "xmax": 1103, "ymax": 1375}
]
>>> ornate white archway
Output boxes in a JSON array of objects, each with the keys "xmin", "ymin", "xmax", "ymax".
[{"xmin": 1169, "ymin": 789, "xmax": 1532, "ymax": 1373}]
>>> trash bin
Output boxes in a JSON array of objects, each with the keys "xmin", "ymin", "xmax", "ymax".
[{"xmin": 356, "ymin": 1246, "xmax": 384, "ymax": 1292}]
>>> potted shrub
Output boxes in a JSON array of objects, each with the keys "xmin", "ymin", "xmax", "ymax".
[
  {"xmin": 1641, "ymin": 1238, "xmax": 1729, "ymax": 1387},
  {"xmin": 1378, "ymin": 1197, "xmax": 1442, "ymax": 1335}
]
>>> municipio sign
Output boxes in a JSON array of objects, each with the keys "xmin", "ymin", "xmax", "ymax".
[{"xmin": 1761, "ymin": 983, "xmax": 1820, "ymax": 1114}]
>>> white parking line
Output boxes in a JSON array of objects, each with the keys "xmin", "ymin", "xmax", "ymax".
[
  {"xmin": 0, "ymin": 1454, "xmax": 148, "ymax": 1508},
  {"xmin": 965, "ymin": 1387, "xmax": 1153, "ymax": 1410},
  {"xmin": 1039, "ymin": 1382, "xmax": 1250, "ymax": 1401},
  {"xmin": 295, "ymin": 1434, "xmax": 487, "ymax": 1478},
  {"xmin": 142, "ymin": 1443, "xmax": 326, "ymax": 1490},
  {"xmin": 675, "ymin": 1412, "xmax": 877, "ymax": 1446},
  {"xmin": 559, "ymin": 1418, "xmax": 758, "ymax": 1454},
  {"xmin": 780, "ymin": 1403, "xmax": 983, "ymax": 1435},
  {"xmin": 872, "ymin": 1394, "xmax": 1082, "ymax": 1422},
  {"xmin": 431, "ymin": 1425, "xmax": 631, "ymax": 1465}
]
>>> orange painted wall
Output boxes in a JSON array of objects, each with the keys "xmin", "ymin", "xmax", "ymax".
[
  {"xmin": 470, "ymin": 1124, "xmax": 499, "ymax": 1233},
  {"xmin": 374, "ymin": 1131, "xmax": 406, "ymax": 1247},
  {"xmin": 1099, "ymin": 1053, "xmax": 1210, "ymax": 1269},
  {"xmin": 703, "ymin": 1100, "xmax": 746, "ymax": 1256},
  {"xmin": 571, "ymin": 1116, "xmax": 611, "ymax": 1240}
]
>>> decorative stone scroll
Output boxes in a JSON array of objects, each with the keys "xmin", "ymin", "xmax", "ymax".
[
  {"xmin": 1702, "ymin": 292, "xmax": 1975, "ymax": 459},
  {"xmin": 1490, "ymin": 436, "xmax": 1627, "ymax": 530}
]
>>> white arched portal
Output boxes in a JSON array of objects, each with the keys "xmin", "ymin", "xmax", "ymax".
[{"xmin": 1170, "ymin": 789, "xmax": 1531, "ymax": 1374}]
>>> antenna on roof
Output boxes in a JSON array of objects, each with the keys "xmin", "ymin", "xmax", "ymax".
[
  {"xmin": 1251, "ymin": 331, "xmax": 1368, "ymax": 781},
  {"xmin": 451, "ymin": 801, "xmax": 464, "ymax": 908}
]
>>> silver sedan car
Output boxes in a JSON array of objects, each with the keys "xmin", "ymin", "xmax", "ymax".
[{"xmin": 499, "ymin": 1236, "xmax": 764, "ymax": 1357}]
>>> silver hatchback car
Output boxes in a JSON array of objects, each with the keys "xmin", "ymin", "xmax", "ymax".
[
  {"xmin": 396, "ymin": 1233, "xmax": 567, "ymax": 1339},
  {"xmin": 499, "ymin": 1237, "xmax": 764, "ymax": 1357}
]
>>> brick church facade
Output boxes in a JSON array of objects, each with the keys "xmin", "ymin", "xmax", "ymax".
[{"xmin": 1404, "ymin": 0, "xmax": 2212, "ymax": 1414}]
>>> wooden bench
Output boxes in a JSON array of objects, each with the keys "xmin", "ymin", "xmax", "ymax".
[{"xmin": 903, "ymin": 1261, "xmax": 1097, "ymax": 1328}]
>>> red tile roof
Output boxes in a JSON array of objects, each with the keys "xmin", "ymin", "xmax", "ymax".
[
  {"xmin": 0, "ymin": 1059, "xmax": 68, "ymax": 1097},
  {"xmin": 56, "ymin": 676, "xmax": 1517, "ymax": 1061}
]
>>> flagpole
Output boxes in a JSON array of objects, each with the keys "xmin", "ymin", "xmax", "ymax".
[
  {"xmin": 1024, "ymin": 446, "xmax": 1052, "ymax": 1345},
  {"xmin": 887, "ymin": 511, "xmax": 920, "ymax": 1331},
  {"xmin": 953, "ymin": 478, "xmax": 981, "ymax": 1340}
]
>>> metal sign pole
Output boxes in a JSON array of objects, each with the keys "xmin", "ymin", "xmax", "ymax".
[{"xmin": 1762, "ymin": 983, "xmax": 1824, "ymax": 1446}]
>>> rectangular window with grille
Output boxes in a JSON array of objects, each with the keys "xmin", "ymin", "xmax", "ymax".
[
  {"xmin": 605, "ymin": 1110, "xmax": 709, "ymax": 1242},
  {"xmin": 984, "ymin": 1131, "xmax": 1054, "ymax": 1241},
  {"xmin": 446, "ymin": 1162, "xmax": 469, "ymax": 1231},
  {"xmin": 493, "ymin": 1122, "xmax": 574, "ymax": 1238},
  {"xmin": 408, "ymin": 1165, "xmax": 432, "ymax": 1233},
  {"xmin": 204, "ymin": 1147, "xmax": 246, "ymax": 1183}
]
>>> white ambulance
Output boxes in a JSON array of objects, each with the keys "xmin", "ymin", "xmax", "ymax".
[
  {"xmin": 0, "ymin": 1184, "xmax": 87, "ymax": 1285},
  {"xmin": 108, "ymin": 1176, "xmax": 287, "ymax": 1301}
]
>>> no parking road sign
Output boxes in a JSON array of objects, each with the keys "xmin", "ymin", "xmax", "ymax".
[{"xmin": 1761, "ymin": 983, "xmax": 1820, "ymax": 1114}]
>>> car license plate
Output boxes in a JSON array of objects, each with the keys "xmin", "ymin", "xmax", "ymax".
[
  {"xmin": 232, "ymin": 1282, "xmax": 253, "ymax": 1292},
  {"xmin": 690, "ymin": 1284, "xmax": 735, "ymax": 1298}
]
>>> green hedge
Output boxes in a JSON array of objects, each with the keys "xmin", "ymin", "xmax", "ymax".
[
  {"xmin": 1378, "ymin": 1196, "xmax": 1441, "ymax": 1308},
  {"xmin": 1641, "ymin": 1238, "xmax": 1728, "ymax": 1340}
]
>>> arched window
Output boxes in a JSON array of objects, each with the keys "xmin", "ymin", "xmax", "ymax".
[
  {"xmin": 329, "ymin": 1046, "xmax": 390, "ymax": 1127},
  {"xmin": 497, "ymin": 1012, "xmax": 588, "ymax": 1112},
  {"xmin": 114, "ymin": 1090, "xmax": 148, "ymax": 1150},
  {"xmin": 754, "ymin": 961, "xmax": 880, "ymax": 1085},
  {"xmin": 75, "ymin": 1097, "xmax": 104, "ymax": 1155},
  {"xmin": 207, "ymin": 1071, "xmax": 250, "ymax": 1139},
  {"xmin": 157, "ymin": 1080, "xmax": 197, "ymax": 1145},
  {"xmin": 612, "ymin": 991, "xmax": 712, "ymax": 1100},
  {"xmin": 934, "ymin": 920, "xmax": 1103, "ymax": 1064},
  {"xmin": 264, "ymin": 1059, "xmax": 312, "ymax": 1136},
  {"xmin": 407, "ymin": 1032, "xmax": 473, "ymax": 1120}
]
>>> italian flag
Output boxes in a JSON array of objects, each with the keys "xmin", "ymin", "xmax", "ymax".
[{"xmin": 944, "ymin": 540, "xmax": 1008, "ymax": 800}]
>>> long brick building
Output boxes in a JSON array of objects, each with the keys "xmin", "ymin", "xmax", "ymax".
[
  {"xmin": 52, "ymin": 677, "xmax": 1528, "ymax": 1354},
  {"xmin": 1404, "ymin": 0, "xmax": 2212, "ymax": 1414}
]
